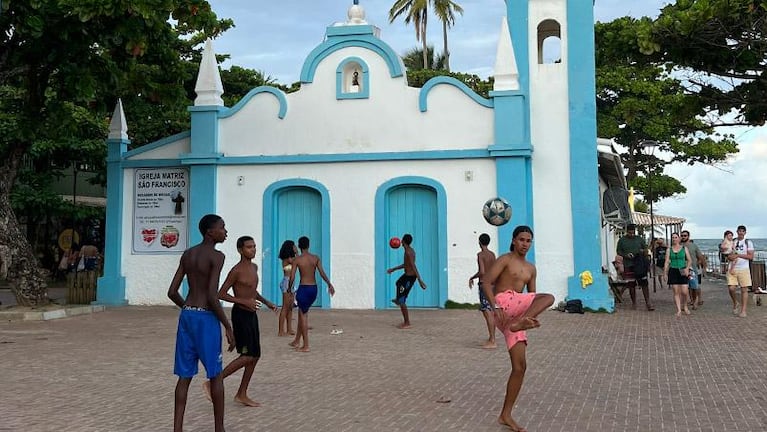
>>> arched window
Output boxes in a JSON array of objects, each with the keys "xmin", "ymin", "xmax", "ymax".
[
  {"xmin": 336, "ymin": 57, "xmax": 369, "ymax": 99},
  {"xmin": 537, "ymin": 19, "xmax": 562, "ymax": 64}
]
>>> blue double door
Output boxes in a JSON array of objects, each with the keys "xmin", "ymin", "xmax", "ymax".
[
  {"xmin": 271, "ymin": 187, "xmax": 323, "ymax": 307},
  {"xmin": 383, "ymin": 185, "xmax": 440, "ymax": 308}
]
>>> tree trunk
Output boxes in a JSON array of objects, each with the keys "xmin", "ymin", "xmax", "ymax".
[
  {"xmin": 443, "ymin": 21, "xmax": 450, "ymax": 71},
  {"xmin": 0, "ymin": 157, "xmax": 49, "ymax": 307}
]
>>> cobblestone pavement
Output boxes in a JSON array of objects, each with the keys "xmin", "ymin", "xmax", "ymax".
[{"xmin": 1, "ymin": 278, "xmax": 766, "ymax": 432}]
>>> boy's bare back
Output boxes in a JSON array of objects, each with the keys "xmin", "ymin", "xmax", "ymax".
[
  {"xmin": 491, "ymin": 254, "xmax": 536, "ymax": 295},
  {"xmin": 178, "ymin": 244, "xmax": 225, "ymax": 308},
  {"xmin": 403, "ymin": 247, "xmax": 417, "ymax": 276},
  {"xmin": 294, "ymin": 253, "xmax": 320, "ymax": 285},
  {"xmin": 477, "ymin": 249, "xmax": 496, "ymax": 283}
]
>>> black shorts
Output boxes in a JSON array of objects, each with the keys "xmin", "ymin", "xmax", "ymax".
[
  {"xmin": 395, "ymin": 275, "xmax": 417, "ymax": 303},
  {"xmin": 231, "ymin": 306, "xmax": 261, "ymax": 357}
]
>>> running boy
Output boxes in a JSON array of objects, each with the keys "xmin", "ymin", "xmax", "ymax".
[
  {"xmin": 387, "ymin": 233, "xmax": 426, "ymax": 329},
  {"xmin": 468, "ymin": 233, "xmax": 497, "ymax": 349},
  {"xmin": 289, "ymin": 236, "xmax": 335, "ymax": 352},
  {"xmin": 203, "ymin": 236, "xmax": 278, "ymax": 407},
  {"xmin": 167, "ymin": 214, "xmax": 234, "ymax": 432},
  {"xmin": 482, "ymin": 226, "xmax": 555, "ymax": 432}
]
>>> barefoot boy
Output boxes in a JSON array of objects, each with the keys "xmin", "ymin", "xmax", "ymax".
[
  {"xmin": 482, "ymin": 226, "xmax": 554, "ymax": 432},
  {"xmin": 204, "ymin": 236, "xmax": 278, "ymax": 407},
  {"xmin": 468, "ymin": 233, "xmax": 497, "ymax": 349},
  {"xmin": 387, "ymin": 233, "xmax": 427, "ymax": 329},
  {"xmin": 289, "ymin": 236, "xmax": 335, "ymax": 352},
  {"xmin": 167, "ymin": 214, "xmax": 235, "ymax": 432}
]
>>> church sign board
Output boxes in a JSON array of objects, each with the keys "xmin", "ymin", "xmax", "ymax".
[{"xmin": 133, "ymin": 168, "xmax": 189, "ymax": 254}]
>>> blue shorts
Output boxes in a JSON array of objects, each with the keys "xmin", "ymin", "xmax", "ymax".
[
  {"xmin": 296, "ymin": 285, "xmax": 318, "ymax": 314},
  {"xmin": 478, "ymin": 282, "xmax": 492, "ymax": 312},
  {"xmin": 174, "ymin": 308, "xmax": 223, "ymax": 379},
  {"xmin": 688, "ymin": 270, "xmax": 700, "ymax": 290}
]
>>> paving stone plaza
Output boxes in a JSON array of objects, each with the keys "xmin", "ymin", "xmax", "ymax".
[{"xmin": 1, "ymin": 278, "xmax": 766, "ymax": 432}]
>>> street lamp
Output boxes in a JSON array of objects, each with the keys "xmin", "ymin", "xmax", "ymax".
[{"xmin": 640, "ymin": 140, "xmax": 658, "ymax": 292}]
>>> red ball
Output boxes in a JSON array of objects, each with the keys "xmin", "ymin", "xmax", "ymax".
[{"xmin": 389, "ymin": 237, "xmax": 401, "ymax": 249}]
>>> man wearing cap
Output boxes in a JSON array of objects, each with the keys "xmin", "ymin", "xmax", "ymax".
[{"xmin": 616, "ymin": 224, "xmax": 654, "ymax": 310}]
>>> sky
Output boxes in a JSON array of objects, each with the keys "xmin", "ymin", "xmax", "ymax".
[{"xmin": 207, "ymin": 0, "xmax": 765, "ymax": 239}]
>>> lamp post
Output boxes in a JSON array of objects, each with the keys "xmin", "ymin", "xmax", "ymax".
[{"xmin": 640, "ymin": 140, "xmax": 658, "ymax": 292}]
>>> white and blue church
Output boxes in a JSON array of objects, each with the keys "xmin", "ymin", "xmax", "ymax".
[{"xmin": 96, "ymin": 0, "xmax": 615, "ymax": 312}]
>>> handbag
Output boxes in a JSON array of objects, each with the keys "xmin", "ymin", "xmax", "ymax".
[{"xmin": 633, "ymin": 255, "xmax": 649, "ymax": 279}]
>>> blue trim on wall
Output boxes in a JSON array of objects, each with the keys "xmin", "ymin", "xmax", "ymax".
[
  {"xmin": 419, "ymin": 76, "xmax": 494, "ymax": 112},
  {"xmin": 336, "ymin": 56, "xmax": 370, "ymax": 100},
  {"xmin": 492, "ymin": 157, "xmax": 535, "ymax": 259},
  {"xmin": 96, "ymin": 138, "xmax": 128, "ymax": 306},
  {"xmin": 565, "ymin": 0, "xmax": 613, "ymax": 312},
  {"xmin": 220, "ymin": 86, "xmax": 288, "ymax": 120},
  {"xmin": 219, "ymin": 149, "xmax": 489, "ymax": 165},
  {"xmin": 123, "ymin": 131, "xmax": 190, "ymax": 159},
  {"xmin": 262, "ymin": 179, "xmax": 332, "ymax": 309},
  {"xmin": 374, "ymin": 177, "xmax": 448, "ymax": 309},
  {"xmin": 300, "ymin": 37, "xmax": 403, "ymax": 83}
]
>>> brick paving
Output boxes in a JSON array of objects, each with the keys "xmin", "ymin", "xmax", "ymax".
[{"xmin": 1, "ymin": 277, "xmax": 766, "ymax": 432}]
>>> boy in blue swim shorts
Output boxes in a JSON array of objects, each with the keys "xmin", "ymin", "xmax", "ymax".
[
  {"xmin": 167, "ymin": 215, "xmax": 234, "ymax": 432},
  {"xmin": 289, "ymin": 236, "xmax": 335, "ymax": 352}
]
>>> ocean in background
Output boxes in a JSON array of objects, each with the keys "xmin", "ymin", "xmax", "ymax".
[{"xmin": 685, "ymin": 238, "xmax": 767, "ymax": 255}]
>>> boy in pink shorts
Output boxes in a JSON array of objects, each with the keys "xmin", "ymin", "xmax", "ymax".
[{"xmin": 482, "ymin": 226, "xmax": 554, "ymax": 432}]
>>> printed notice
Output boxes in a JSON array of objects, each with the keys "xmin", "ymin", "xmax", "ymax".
[{"xmin": 133, "ymin": 168, "xmax": 189, "ymax": 254}]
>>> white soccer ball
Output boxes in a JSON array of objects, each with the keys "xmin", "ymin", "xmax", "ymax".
[{"xmin": 482, "ymin": 197, "xmax": 512, "ymax": 226}]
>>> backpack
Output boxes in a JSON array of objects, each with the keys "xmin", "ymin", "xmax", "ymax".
[
  {"xmin": 564, "ymin": 299, "xmax": 584, "ymax": 314},
  {"xmin": 633, "ymin": 254, "xmax": 649, "ymax": 279}
]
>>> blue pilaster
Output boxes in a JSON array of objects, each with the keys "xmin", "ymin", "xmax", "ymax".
[
  {"xmin": 489, "ymin": 90, "xmax": 533, "ymax": 253},
  {"xmin": 96, "ymin": 137, "xmax": 128, "ymax": 305},
  {"xmin": 183, "ymin": 106, "xmax": 225, "ymax": 245},
  {"xmin": 565, "ymin": 0, "xmax": 613, "ymax": 312}
]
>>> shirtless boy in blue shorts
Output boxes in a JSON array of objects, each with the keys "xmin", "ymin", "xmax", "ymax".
[
  {"xmin": 469, "ymin": 233, "xmax": 497, "ymax": 349},
  {"xmin": 167, "ymin": 214, "xmax": 235, "ymax": 432},
  {"xmin": 387, "ymin": 234, "xmax": 426, "ymax": 329},
  {"xmin": 289, "ymin": 236, "xmax": 335, "ymax": 352}
]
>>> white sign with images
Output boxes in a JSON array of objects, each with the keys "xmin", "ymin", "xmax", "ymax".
[{"xmin": 133, "ymin": 167, "xmax": 189, "ymax": 254}]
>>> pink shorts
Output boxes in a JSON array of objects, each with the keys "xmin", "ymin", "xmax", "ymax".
[{"xmin": 495, "ymin": 290, "xmax": 536, "ymax": 348}]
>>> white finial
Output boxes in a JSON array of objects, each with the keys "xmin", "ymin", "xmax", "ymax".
[
  {"xmin": 108, "ymin": 98, "xmax": 128, "ymax": 140},
  {"xmin": 493, "ymin": 18, "xmax": 519, "ymax": 91},
  {"xmin": 194, "ymin": 38, "xmax": 224, "ymax": 106},
  {"xmin": 347, "ymin": 0, "xmax": 367, "ymax": 25}
]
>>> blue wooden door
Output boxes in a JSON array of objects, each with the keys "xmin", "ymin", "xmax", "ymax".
[
  {"xmin": 272, "ymin": 187, "xmax": 323, "ymax": 307},
  {"xmin": 385, "ymin": 186, "xmax": 439, "ymax": 308}
]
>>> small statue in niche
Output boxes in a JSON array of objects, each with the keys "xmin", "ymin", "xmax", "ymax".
[{"xmin": 350, "ymin": 70, "xmax": 360, "ymax": 93}]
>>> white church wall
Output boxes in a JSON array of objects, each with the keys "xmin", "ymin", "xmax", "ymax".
[
  {"xmin": 215, "ymin": 159, "xmax": 498, "ymax": 309},
  {"xmin": 528, "ymin": 0, "xmax": 573, "ymax": 302},
  {"xmin": 125, "ymin": 136, "xmax": 190, "ymax": 160},
  {"xmin": 218, "ymin": 47, "xmax": 494, "ymax": 157}
]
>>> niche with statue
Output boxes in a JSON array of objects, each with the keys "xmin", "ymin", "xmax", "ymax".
[{"xmin": 336, "ymin": 57, "xmax": 369, "ymax": 99}]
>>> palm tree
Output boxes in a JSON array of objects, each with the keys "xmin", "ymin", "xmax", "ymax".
[
  {"xmin": 389, "ymin": 0, "xmax": 431, "ymax": 70},
  {"xmin": 401, "ymin": 46, "xmax": 445, "ymax": 71},
  {"xmin": 432, "ymin": 0, "xmax": 463, "ymax": 71}
]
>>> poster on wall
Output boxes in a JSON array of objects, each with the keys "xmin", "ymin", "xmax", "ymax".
[{"xmin": 133, "ymin": 167, "xmax": 189, "ymax": 254}]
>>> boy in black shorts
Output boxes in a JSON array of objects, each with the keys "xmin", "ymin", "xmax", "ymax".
[
  {"xmin": 203, "ymin": 236, "xmax": 277, "ymax": 407},
  {"xmin": 387, "ymin": 234, "xmax": 426, "ymax": 329}
]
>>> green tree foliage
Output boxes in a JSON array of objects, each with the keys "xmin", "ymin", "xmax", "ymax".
[
  {"xmin": 0, "ymin": 0, "xmax": 231, "ymax": 305},
  {"xmin": 595, "ymin": 18, "xmax": 738, "ymax": 204},
  {"xmin": 636, "ymin": 0, "xmax": 767, "ymax": 126},
  {"xmin": 401, "ymin": 46, "xmax": 445, "ymax": 71},
  {"xmin": 405, "ymin": 69, "xmax": 493, "ymax": 98}
]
